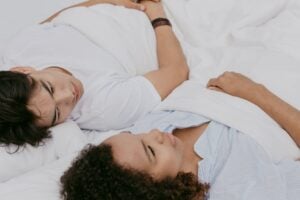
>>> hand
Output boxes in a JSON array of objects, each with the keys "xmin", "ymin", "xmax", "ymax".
[
  {"xmin": 86, "ymin": 0, "xmax": 160, "ymax": 11},
  {"xmin": 140, "ymin": 0, "xmax": 166, "ymax": 20},
  {"xmin": 207, "ymin": 71, "xmax": 260, "ymax": 100}
]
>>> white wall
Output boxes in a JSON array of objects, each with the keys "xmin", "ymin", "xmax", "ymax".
[{"xmin": 0, "ymin": 0, "xmax": 81, "ymax": 56}]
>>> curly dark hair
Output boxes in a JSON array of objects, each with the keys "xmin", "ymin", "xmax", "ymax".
[
  {"xmin": 61, "ymin": 144, "xmax": 210, "ymax": 200},
  {"xmin": 0, "ymin": 71, "xmax": 51, "ymax": 148}
]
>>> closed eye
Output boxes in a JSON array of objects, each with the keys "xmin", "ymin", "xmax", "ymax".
[
  {"xmin": 41, "ymin": 80, "xmax": 59, "ymax": 125},
  {"xmin": 47, "ymin": 81, "xmax": 55, "ymax": 94},
  {"xmin": 41, "ymin": 81, "xmax": 52, "ymax": 96},
  {"xmin": 148, "ymin": 145, "xmax": 155, "ymax": 157}
]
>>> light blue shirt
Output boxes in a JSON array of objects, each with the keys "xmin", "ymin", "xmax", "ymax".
[{"xmin": 126, "ymin": 110, "xmax": 300, "ymax": 200}]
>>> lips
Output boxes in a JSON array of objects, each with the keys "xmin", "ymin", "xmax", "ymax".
[{"xmin": 166, "ymin": 133, "xmax": 176, "ymax": 147}]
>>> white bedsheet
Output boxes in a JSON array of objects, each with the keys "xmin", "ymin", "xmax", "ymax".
[
  {"xmin": 1, "ymin": 0, "xmax": 300, "ymax": 199},
  {"xmin": 158, "ymin": 0, "xmax": 300, "ymax": 161},
  {"xmin": 53, "ymin": 0, "xmax": 300, "ymax": 160}
]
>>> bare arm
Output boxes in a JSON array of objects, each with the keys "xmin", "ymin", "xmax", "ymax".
[
  {"xmin": 141, "ymin": 1, "xmax": 189, "ymax": 99},
  {"xmin": 41, "ymin": 0, "xmax": 188, "ymax": 100},
  {"xmin": 207, "ymin": 72, "xmax": 300, "ymax": 147},
  {"xmin": 40, "ymin": 0, "xmax": 149, "ymax": 24}
]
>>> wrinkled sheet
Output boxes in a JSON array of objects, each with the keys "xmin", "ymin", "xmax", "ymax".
[
  {"xmin": 157, "ymin": 0, "xmax": 300, "ymax": 161},
  {"xmin": 53, "ymin": 0, "xmax": 300, "ymax": 161}
]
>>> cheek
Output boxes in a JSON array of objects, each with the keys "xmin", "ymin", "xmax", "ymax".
[
  {"xmin": 157, "ymin": 148, "xmax": 183, "ymax": 177},
  {"xmin": 53, "ymin": 72, "xmax": 72, "ymax": 85},
  {"xmin": 58, "ymin": 77, "xmax": 71, "ymax": 88},
  {"xmin": 58, "ymin": 107, "xmax": 74, "ymax": 122},
  {"xmin": 169, "ymin": 150, "xmax": 183, "ymax": 170}
]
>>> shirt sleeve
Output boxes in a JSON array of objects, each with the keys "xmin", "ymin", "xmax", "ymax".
[{"xmin": 77, "ymin": 75, "xmax": 161, "ymax": 131}]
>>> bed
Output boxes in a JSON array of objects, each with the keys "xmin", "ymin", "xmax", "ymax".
[{"xmin": 0, "ymin": 0, "xmax": 300, "ymax": 199}]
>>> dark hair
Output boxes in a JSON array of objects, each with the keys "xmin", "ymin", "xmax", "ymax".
[
  {"xmin": 0, "ymin": 71, "xmax": 51, "ymax": 148},
  {"xmin": 61, "ymin": 144, "xmax": 210, "ymax": 200}
]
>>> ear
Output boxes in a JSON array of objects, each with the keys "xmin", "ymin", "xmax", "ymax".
[{"xmin": 10, "ymin": 66, "xmax": 36, "ymax": 74}]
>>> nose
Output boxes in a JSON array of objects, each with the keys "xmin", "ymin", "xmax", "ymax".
[{"xmin": 149, "ymin": 129, "xmax": 164, "ymax": 144}]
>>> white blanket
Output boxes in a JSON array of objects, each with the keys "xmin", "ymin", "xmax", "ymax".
[
  {"xmin": 53, "ymin": 0, "xmax": 300, "ymax": 161},
  {"xmin": 158, "ymin": 0, "xmax": 300, "ymax": 161}
]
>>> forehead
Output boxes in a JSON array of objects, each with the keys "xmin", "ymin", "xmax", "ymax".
[
  {"xmin": 30, "ymin": 70, "xmax": 53, "ymax": 79},
  {"xmin": 105, "ymin": 133, "xmax": 148, "ymax": 169},
  {"xmin": 29, "ymin": 68, "xmax": 66, "ymax": 83}
]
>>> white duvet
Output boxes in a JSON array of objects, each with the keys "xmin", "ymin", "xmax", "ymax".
[{"xmin": 1, "ymin": 0, "xmax": 300, "ymax": 199}]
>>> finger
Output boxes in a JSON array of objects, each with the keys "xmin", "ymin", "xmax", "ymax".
[
  {"xmin": 125, "ymin": 2, "xmax": 145, "ymax": 10},
  {"xmin": 206, "ymin": 78, "xmax": 218, "ymax": 88},
  {"xmin": 143, "ymin": 0, "xmax": 160, "ymax": 2}
]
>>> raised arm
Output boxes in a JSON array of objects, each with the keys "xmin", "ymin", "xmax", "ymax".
[
  {"xmin": 207, "ymin": 72, "xmax": 300, "ymax": 147},
  {"xmin": 141, "ymin": 1, "xmax": 189, "ymax": 100},
  {"xmin": 40, "ymin": 0, "xmax": 153, "ymax": 24}
]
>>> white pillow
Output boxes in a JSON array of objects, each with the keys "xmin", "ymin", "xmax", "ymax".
[
  {"xmin": 0, "ymin": 128, "xmax": 117, "ymax": 199},
  {"xmin": 0, "ymin": 154, "xmax": 75, "ymax": 200},
  {"xmin": 0, "ymin": 120, "xmax": 87, "ymax": 183}
]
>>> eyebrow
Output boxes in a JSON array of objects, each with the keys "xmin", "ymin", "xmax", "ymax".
[
  {"xmin": 40, "ymin": 80, "xmax": 57, "ymax": 126},
  {"xmin": 141, "ymin": 140, "xmax": 152, "ymax": 164}
]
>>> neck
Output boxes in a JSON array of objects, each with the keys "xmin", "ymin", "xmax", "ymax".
[{"xmin": 173, "ymin": 123, "xmax": 209, "ymax": 176}]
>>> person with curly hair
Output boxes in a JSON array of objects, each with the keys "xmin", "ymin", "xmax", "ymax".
[
  {"xmin": 61, "ymin": 73, "xmax": 300, "ymax": 200},
  {"xmin": 61, "ymin": 144, "xmax": 209, "ymax": 200}
]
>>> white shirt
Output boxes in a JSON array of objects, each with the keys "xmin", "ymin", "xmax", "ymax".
[{"xmin": 1, "ymin": 23, "xmax": 161, "ymax": 131}]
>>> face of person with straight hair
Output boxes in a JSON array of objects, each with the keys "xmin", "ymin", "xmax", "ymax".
[
  {"xmin": 11, "ymin": 66, "xmax": 84, "ymax": 128},
  {"xmin": 104, "ymin": 129, "xmax": 185, "ymax": 180}
]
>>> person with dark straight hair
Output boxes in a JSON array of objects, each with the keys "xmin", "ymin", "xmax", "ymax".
[
  {"xmin": 0, "ymin": 71, "xmax": 51, "ymax": 146},
  {"xmin": 0, "ymin": 0, "xmax": 189, "ymax": 148}
]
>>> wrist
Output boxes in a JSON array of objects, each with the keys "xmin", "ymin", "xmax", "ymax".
[
  {"xmin": 145, "ymin": 8, "xmax": 166, "ymax": 21},
  {"xmin": 245, "ymin": 83, "xmax": 265, "ymax": 103},
  {"xmin": 151, "ymin": 18, "xmax": 172, "ymax": 29},
  {"xmin": 149, "ymin": 14, "xmax": 166, "ymax": 21}
]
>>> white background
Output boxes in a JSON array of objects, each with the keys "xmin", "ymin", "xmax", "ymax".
[{"xmin": 0, "ymin": 0, "xmax": 82, "ymax": 56}]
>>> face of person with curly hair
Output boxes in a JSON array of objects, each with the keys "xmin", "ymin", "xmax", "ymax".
[{"xmin": 104, "ymin": 129, "xmax": 185, "ymax": 180}]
